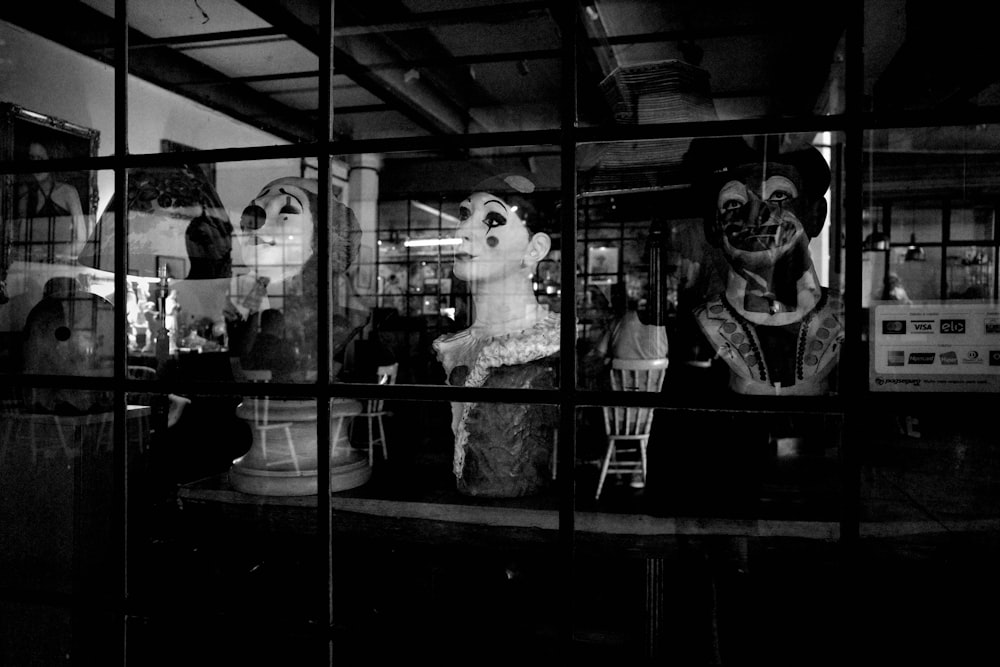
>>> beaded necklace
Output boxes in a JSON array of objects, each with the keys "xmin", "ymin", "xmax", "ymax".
[{"xmin": 719, "ymin": 291, "xmax": 827, "ymax": 385}]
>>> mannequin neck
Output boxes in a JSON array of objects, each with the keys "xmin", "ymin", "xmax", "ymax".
[{"xmin": 469, "ymin": 271, "xmax": 547, "ymax": 336}]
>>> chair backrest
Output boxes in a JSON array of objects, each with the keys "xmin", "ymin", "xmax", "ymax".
[
  {"xmin": 604, "ymin": 358, "xmax": 668, "ymax": 437},
  {"xmin": 242, "ymin": 369, "xmax": 273, "ymax": 383},
  {"xmin": 127, "ymin": 365, "xmax": 157, "ymax": 380},
  {"xmin": 370, "ymin": 362, "xmax": 398, "ymax": 412}
]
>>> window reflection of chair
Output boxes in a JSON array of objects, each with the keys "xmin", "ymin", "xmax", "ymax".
[
  {"xmin": 350, "ymin": 362, "xmax": 397, "ymax": 466},
  {"xmin": 596, "ymin": 358, "xmax": 668, "ymax": 500},
  {"xmin": 127, "ymin": 365, "xmax": 157, "ymax": 381},
  {"xmin": 26, "ymin": 414, "xmax": 74, "ymax": 463},
  {"xmin": 127, "ymin": 364, "xmax": 171, "ymax": 454},
  {"xmin": 243, "ymin": 369, "xmax": 298, "ymax": 473}
]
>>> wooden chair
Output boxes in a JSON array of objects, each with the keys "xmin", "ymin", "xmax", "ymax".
[
  {"xmin": 351, "ymin": 362, "xmax": 397, "ymax": 466},
  {"xmin": 243, "ymin": 369, "xmax": 299, "ymax": 473},
  {"xmin": 596, "ymin": 357, "xmax": 668, "ymax": 500}
]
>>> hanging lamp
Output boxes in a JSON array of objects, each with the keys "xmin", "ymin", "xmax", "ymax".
[{"xmin": 904, "ymin": 233, "xmax": 925, "ymax": 262}]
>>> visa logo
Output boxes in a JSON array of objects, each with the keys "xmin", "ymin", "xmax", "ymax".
[
  {"xmin": 911, "ymin": 321, "xmax": 934, "ymax": 332},
  {"xmin": 940, "ymin": 319, "xmax": 966, "ymax": 334}
]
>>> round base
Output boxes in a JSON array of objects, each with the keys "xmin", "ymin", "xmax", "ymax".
[{"xmin": 229, "ymin": 451, "xmax": 371, "ymax": 496}]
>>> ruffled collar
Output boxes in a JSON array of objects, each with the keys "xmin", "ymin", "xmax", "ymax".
[{"xmin": 434, "ymin": 311, "xmax": 561, "ymax": 478}]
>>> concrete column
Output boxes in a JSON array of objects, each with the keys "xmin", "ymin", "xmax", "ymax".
[{"xmin": 347, "ymin": 153, "xmax": 382, "ymax": 299}]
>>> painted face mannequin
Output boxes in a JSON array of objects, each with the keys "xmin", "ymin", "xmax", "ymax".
[
  {"xmin": 433, "ymin": 181, "xmax": 559, "ymax": 497},
  {"xmin": 239, "ymin": 180, "xmax": 313, "ymax": 271},
  {"xmin": 711, "ymin": 157, "xmax": 827, "ymax": 317},
  {"xmin": 453, "ymin": 191, "xmax": 535, "ymax": 285},
  {"xmin": 692, "ymin": 143, "xmax": 841, "ymax": 396}
]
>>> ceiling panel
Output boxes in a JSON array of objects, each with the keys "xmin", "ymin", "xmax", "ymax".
[
  {"xmin": 180, "ymin": 40, "xmax": 317, "ymax": 81},
  {"xmin": 81, "ymin": 0, "xmax": 270, "ymax": 37}
]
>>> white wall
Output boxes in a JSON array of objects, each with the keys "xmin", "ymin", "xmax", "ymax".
[
  {"xmin": 0, "ymin": 20, "xmax": 302, "ymax": 219},
  {"xmin": 0, "ymin": 21, "xmax": 338, "ymax": 332}
]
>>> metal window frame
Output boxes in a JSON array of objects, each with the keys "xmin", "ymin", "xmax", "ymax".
[{"xmin": 6, "ymin": 0, "xmax": 1000, "ymax": 660}]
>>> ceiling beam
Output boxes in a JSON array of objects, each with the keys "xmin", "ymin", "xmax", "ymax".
[
  {"xmin": 0, "ymin": 3, "xmax": 314, "ymax": 143},
  {"xmin": 236, "ymin": 0, "xmax": 477, "ymax": 137}
]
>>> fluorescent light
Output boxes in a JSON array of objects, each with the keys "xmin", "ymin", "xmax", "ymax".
[
  {"xmin": 403, "ymin": 237, "xmax": 462, "ymax": 248},
  {"xmin": 411, "ymin": 200, "xmax": 460, "ymax": 224}
]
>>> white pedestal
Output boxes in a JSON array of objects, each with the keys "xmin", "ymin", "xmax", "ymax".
[{"xmin": 229, "ymin": 398, "xmax": 369, "ymax": 496}]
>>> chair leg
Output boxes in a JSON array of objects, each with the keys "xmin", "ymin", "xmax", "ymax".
[
  {"xmin": 551, "ymin": 431, "xmax": 558, "ymax": 480},
  {"xmin": 595, "ymin": 441, "xmax": 616, "ymax": 500},
  {"xmin": 283, "ymin": 426, "xmax": 299, "ymax": 474},
  {"xmin": 367, "ymin": 417, "xmax": 374, "ymax": 466},
  {"xmin": 639, "ymin": 438, "xmax": 649, "ymax": 483},
  {"xmin": 377, "ymin": 415, "xmax": 388, "ymax": 461},
  {"xmin": 332, "ymin": 416, "xmax": 344, "ymax": 458}
]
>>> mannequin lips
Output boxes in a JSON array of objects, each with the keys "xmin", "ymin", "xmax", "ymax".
[
  {"xmin": 250, "ymin": 235, "xmax": 276, "ymax": 247},
  {"xmin": 454, "ymin": 252, "xmax": 474, "ymax": 261}
]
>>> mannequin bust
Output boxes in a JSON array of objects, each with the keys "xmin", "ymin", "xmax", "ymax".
[
  {"xmin": 433, "ymin": 175, "xmax": 559, "ymax": 497},
  {"xmin": 234, "ymin": 176, "xmax": 368, "ymax": 373},
  {"xmin": 228, "ymin": 177, "xmax": 370, "ymax": 496},
  {"xmin": 691, "ymin": 139, "xmax": 842, "ymax": 396}
]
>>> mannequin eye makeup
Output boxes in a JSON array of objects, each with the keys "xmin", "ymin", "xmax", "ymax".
[
  {"xmin": 240, "ymin": 204, "xmax": 266, "ymax": 231},
  {"xmin": 279, "ymin": 196, "xmax": 300, "ymax": 216},
  {"xmin": 483, "ymin": 211, "xmax": 507, "ymax": 230},
  {"xmin": 762, "ymin": 176, "xmax": 798, "ymax": 202},
  {"xmin": 717, "ymin": 181, "xmax": 747, "ymax": 211},
  {"xmin": 765, "ymin": 188, "xmax": 795, "ymax": 204},
  {"xmin": 458, "ymin": 206, "xmax": 471, "ymax": 222}
]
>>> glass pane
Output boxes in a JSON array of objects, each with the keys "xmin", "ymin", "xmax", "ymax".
[
  {"xmin": 581, "ymin": 0, "xmax": 848, "ymax": 125},
  {"xmin": 950, "ymin": 205, "xmax": 995, "ymax": 243},
  {"xmin": 888, "ymin": 205, "xmax": 941, "ymax": 246},
  {"xmin": 371, "ymin": 145, "xmax": 563, "ymax": 389},
  {"xmin": 864, "ymin": 125, "xmax": 1000, "ymax": 303},
  {"xmin": 1, "ymin": 162, "xmax": 126, "ymax": 663},
  {"xmin": 0, "ymin": 5, "xmax": 115, "ymax": 158},
  {"xmin": 945, "ymin": 246, "xmax": 995, "ymax": 300},
  {"xmin": 866, "ymin": 3, "xmax": 1000, "ymax": 113},
  {"xmin": 334, "ymin": 1, "xmax": 563, "ymax": 139},
  {"xmin": 859, "ymin": 409, "xmax": 1000, "ymax": 662},
  {"xmin": 577, "ymin": 408, "xmax": 842, "ymax": 516},
  {"xmin": 123, "ymin": 0, "xmax": 320, "ymax": 149},
  {"xmin": 579, "ymin": 131, "xmax": 845, "ymax": 397},
  {"xmin": 574, "ymin": 407, "xmax": 844, "ymax": 658},
  {"xmin": 886, "ymin": 246, "xmax": 942, "ymax": 302}
]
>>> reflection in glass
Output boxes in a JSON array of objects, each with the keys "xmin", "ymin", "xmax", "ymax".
[{"xmin": 864, "ymin": 125, "xmax": 1000, "ymax": 302}]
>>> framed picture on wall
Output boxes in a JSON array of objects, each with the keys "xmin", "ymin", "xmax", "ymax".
[
  {"xmin": 156, "ymin": 255, "xmax": 188, "ymax": 280},
  {"xmin": 0, "ymin": 103, "xmax": 99, "ymax": 303},
  {"xmin": 587, "ymin": 244, "xmax": 619, "ymax": 284}
]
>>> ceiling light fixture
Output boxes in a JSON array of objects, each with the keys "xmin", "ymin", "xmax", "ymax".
[
  {"xmin": 904, "ymin": 233, "xmax": 926, "ymax": 262},
  {"xmin": 862, "ymin": 231, "xmax": 889, "ymax": 251}
]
